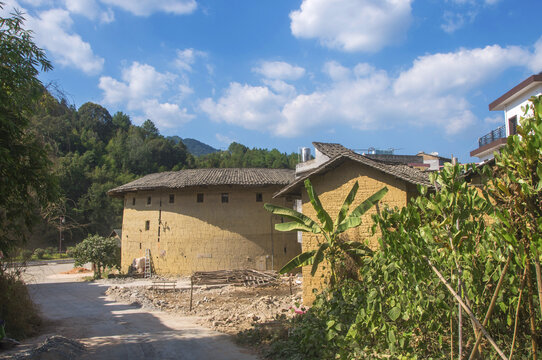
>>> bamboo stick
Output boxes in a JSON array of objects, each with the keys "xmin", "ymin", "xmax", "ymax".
[
  {"xmin": 423, "ymin": 256, "xmax": 507, "ymax": 360},
  {"xmin": 509, "ymin": 266, "xmax": 527, "ymax": 360},
  {"xmin": 468, "ymin": 252, "xmax": 511, "ymax": 360}
]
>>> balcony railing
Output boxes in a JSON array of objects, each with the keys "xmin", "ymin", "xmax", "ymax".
[{"xmin": 478, "ymin": 125, "xmax": 506, "ymax": 147}]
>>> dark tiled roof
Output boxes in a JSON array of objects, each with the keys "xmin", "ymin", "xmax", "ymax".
[
  {"xmin": 312, "ymin": 142, "xmax": 351, "ymax": 158},
  {"xmin": 108, "ymin": 168, "xmax": 295, "ymax": 196},
  {"xmin": 275, "ymin": 152, "xmax": 431, "ymax": 198}
]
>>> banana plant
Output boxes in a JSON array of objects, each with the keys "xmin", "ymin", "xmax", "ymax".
[{"xmin": 264, "ymin": 179, "xmax": 388, "ymax": 285}]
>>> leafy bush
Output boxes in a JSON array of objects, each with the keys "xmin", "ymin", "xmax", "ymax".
[
  {"xmin": 0, "ymin": 264, "xmax": 41, "ymax": 339},
  {"xmin": 19, "ymin": 249, "xmax": 32, "ymax": 261},
  {"xmin": 72, "ymin": 235, "xmax": 120, "ymax": 278},
  {"xmin": 33, "ymin": 248, "xmax": 46, "ymax": 259},
  {"xmin": 65, "ymin": 246, "xmax": 75, "ymax": 258}
]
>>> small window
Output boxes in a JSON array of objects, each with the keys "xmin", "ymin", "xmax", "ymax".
[
  {"xmin": 221, "ymin": 193, "xmax": 229, "ymax": 203},
  {"xmin": 197, "ymin": 193, "xmax": 204, "ymax": 203},
  {"xmin": 169, "ymin": 194, "xmax": 175, "ymax": 204},
  {"xmin": 256, "ymin": 193, "xmax": 263, "ymax": 202},
  {"xmin": 147, "ymin": 196, "xmax": 151, "ymax": 205},
  {"xmin": 132, "ymin": 197, "xmax": 136, "ymax": 206},
  {"xmin": 145, "ymin": 220, "xmax": 150, "ymax": 231},
  {"xmin": 139, "ymin": 242, "xmax": 142, "ymax": 249},
  {"xmin": 508, "ymin": 115, "xmax": 518, "ymax": 136}
]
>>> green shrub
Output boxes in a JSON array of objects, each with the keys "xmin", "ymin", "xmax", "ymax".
[
  {"xmin": 73, "ymin": 235, "xmax": 120, "ymax": 279},
  {"xmin": 20, "ymin": 249, "xmax": 32, "ymax": 260},
  {"xmin": 0, "ymin": 265, "xmax": 41, "ymax": 339},
  {"xmin": 66, "ymin": 246, "xmax": 76, "ymax": 258},
  {"xmin": 33, "ymin": 248, "xmax": 46, "ymax": 259}
]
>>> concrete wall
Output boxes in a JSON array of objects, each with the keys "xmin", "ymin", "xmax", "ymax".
[
  {"xmin": 299, "ymin": 160, "xmax": 417, "ymax": 304},
  {"xmin": 120, "ymin": 185, "xmax": 300, "ymax": 275},
  {"xmin": 503, "ymin": 84, "xmax": 542, "ymax": 136}
]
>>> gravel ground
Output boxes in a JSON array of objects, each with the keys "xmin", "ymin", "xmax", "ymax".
[{"xmin": 105, "ymin": 276, "xmax": 303, "ymax": 335}]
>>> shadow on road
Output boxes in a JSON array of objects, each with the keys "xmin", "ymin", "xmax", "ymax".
[{"xmin": 25, "ymin": 281, "xmax": 257, "ymax": 360}]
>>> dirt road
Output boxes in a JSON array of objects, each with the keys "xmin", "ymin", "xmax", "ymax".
[{"xmin": 11, "ymin": 262, "xmax": 258, "ymax": 359}]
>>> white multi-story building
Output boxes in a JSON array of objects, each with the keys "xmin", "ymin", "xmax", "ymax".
[{"xmin": 471, "ymin": 74, "xmax": 542, "ymax": 162}]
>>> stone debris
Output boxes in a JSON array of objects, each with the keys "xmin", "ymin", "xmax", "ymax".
[
  {"xmin": 106, "ymin": 275, "xmax": 302, "ymax": 334},
  {"xmin": 11, "ymin": 336, "xmax": 85, "ymax": 360}
]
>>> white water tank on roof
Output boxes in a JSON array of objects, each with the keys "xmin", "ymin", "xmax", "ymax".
[{"xmin": 300, "ymin": 147, "xmax": 311, "ymax": 162}]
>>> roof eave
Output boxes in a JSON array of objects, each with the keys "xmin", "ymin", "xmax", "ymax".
[{"xmin": 489, "ymin": 74, "xmax": 542, "ymax": 111}]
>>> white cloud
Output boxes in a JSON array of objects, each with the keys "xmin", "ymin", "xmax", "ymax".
[
  {"xmin": 200, "ymin": 83, "xmax": 289, "ymax": 132},
  {"xmin": 393, "ymin": 45, "xmax": 529, "ymax": 96},
  {"xmin": 62, "ymin": 0, "xmax": 114, "ymax": 22},
  {"xmin": 29, "ymin": 8, "xmax": 104, "ymax": 74},
  {"xmin": 441, "ymin": 10, "xmax": 477, "ymax": 33},
  {"xmin": 99, "ymin": 62, "xmax": 174, "ymax": 105},
  {"xmin": 252, "ymin": 61, "xmax": 305, "ymax": 80},
  {"xmin": 322, "ymin": 61, "xmax": 350, "ymax": 81},
  {"xmin": 0, "ymin": 1, "xmax": 104, "ymax": 74},
  {"xmin": 484, "ymin": 115, "xmax": 503, "ymax": 124},
  {"xmin": 140, "ymin": 99, "xmax": 193, "ymax": 128},
  {"xmin": 215, "ymin": 133, "xmax": 235, "ymax": 145},
  {"xmin": 528, "ymin": 37, "xmax": 542, "ymax": 73},
  {"xmin": 99, "ymin": 62, "xmax": 193, "ymax": 128},
  {"xmin": 174, "ymin": 48, "xmax": 206, "ymax": 72},
  {"xmin": 201, "ymin": 40, "xmax": 542, "ymax": 138},
  {"xmin": 99, "ymin": 0, "xmax": 196, "ymax": 16},
  {"xmin": 290, "ymin": 0, "xmax": 413, "ymax": 52}
]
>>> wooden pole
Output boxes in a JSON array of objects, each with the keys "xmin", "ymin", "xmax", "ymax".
[
  {"xmin": 509, "ymin": 266, "xmax": 527, "ymax": 360},
  {"xmin": 468, "ymin": 252, "xmax": 511, "ymax": 360},
  {"xmin": 189, "ymin": 276, "xmax": 194, "ymax": 311},
  {"xmin": 423, "ymin": 256, "xmax": 507, "ymax": 360},
  {"xmin": 525, "ymin": 257, "xmax": 538, "ymax": 360}
]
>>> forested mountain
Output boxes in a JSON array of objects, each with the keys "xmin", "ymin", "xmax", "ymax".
[
  {"xmin": 167, "ymin": 136, "xmax": 219, "ymax": 156},
  {"xmin": 196, "ymin": 142, "xmax": 298, "ymax": 169},
  {"xmin": 28, "ymin": 92, "xmax": 297, "ymax": 249}
]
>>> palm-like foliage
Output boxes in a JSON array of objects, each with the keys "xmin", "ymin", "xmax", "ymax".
[{"xmin": 264, "ymin": 179, "xmax": 388, "ymax": 284}]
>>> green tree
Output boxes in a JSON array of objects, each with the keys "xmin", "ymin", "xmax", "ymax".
[
  {"xmin": 111, "ymin": 111, "xmax": 131, "ymax": 131},
  {"xmin": 77, "ymin": 102, "xmax": 114, "ymax": 144},
  {"xmin": 141, "ymin": 119, "xmax": 159, "ymax": 138},
  {"xmin": 0, "ymin": 4, "xmax": 59, "ymax": 254},
  {"xmin": 264, "ymin": 179, "xmax": 388, "ymax": 285},
  {"xmin": 485, "ymin": 95, "xmax": 542, "ymax": 357},
  {"xmin": 72, "ymin": 234, "xmax": 120, "ymax": 278}
]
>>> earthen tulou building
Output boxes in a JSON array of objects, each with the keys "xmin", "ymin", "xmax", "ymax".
[{"xmin": 108, "ymin": 168, "xmax": 301, "ymax": 275}]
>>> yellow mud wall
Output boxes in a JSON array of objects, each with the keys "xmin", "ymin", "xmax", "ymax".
[
  {"xmin": 300, "ymin": 161, "xmax": 417, "ymax": 304},
  {"xmin": 120, "ymin": 185, "xmax": 300, "ymax": 275}
]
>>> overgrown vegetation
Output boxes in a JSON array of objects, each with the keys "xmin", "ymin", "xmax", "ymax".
[
  {"xmin": 265, "ymin": 180, "xmax": 387, "ymax": 285},
  {"xmin": 0, "ymin": 263, "xmax": 41, "ymax": 340},
  {"xmin": 72, "ymin": 235, "xmax": 120, "ymax": 279},
  {"xmin": 254, "ymin": 97, "xmax": 542, "ymax": 359}
]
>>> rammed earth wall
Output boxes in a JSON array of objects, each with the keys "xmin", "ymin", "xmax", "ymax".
[
  {"xmin": 120, "ymin": 185, "xmax": 300, "ymax": 275},
  {"xmin": 300, "ymin": 160, "xmax": 418, "ymax": 304}
]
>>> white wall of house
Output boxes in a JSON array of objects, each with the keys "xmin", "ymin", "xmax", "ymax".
[
  {"xmin": 502, "ymin": 84, "xmax": 542, "ymax": 136},
  {"xmin": 295, "ymin": 148, "xmax": 330, "ymax": 177}
]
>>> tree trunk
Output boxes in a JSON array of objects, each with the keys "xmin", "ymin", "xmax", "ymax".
[
  {"xmin": 533, "ymin": 252, "xmax": 542, "ymax": 319},
  {"xmin": 526, "ymin": 257, "xmax": 538, "ymax": 360}
]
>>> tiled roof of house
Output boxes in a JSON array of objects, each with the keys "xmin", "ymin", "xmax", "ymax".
[
  {"xmin": 312, "ymin": 142, "xmax": 352, "ymax": 158},
  {"xmin": 274, "ymin": 150, "xmax": 431, "ymax": 198},
  {"xmin": 108, "ymin": 168, "xmax": 295, "ymax": 196}
]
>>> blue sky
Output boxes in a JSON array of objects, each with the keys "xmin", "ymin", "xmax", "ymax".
[{"xmin": 2, "ymin": 0, "xmax": 541, "ymax": 162}]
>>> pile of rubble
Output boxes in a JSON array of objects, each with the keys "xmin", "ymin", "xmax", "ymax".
[
  {"xmin": 106, "ymin": 276, "xmax": 303, "ymax": 334},
  {"xmin": 9, "ymin": 336, "xmax": 85, "ymax": 360}
]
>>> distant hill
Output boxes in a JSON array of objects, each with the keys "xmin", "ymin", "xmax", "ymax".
[{"xmin": 167, "ymin": 136, "xmax": 219, "ymax": 156}]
